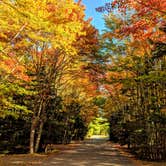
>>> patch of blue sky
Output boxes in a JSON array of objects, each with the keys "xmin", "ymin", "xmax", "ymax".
[{"xmin": 75, "ymin": 0, "xmax": 112, "ymax": 33}]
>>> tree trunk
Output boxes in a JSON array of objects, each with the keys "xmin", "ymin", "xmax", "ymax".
[
  {"xmin": 30, "ymin": 119, "xmax": 36, "ymax": 154},
  {"xmin": 30, "ymin": 99, "xmax": 44, "ymax": 154},
  {"xmin": 35, "ymin": 121, "xmax": 44, "ymax": 153}
]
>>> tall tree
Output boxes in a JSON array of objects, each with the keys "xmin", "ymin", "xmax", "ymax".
[
  {"xmin": 0, "ymin": 0, "xmax": 100, "ymax": 154},
  {"xmin": 97, "ymin": 0, "xmax": 166, "ymax": 160}
]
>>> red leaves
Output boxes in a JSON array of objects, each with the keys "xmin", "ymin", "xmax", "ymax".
[
  {"xmin": 108, "ymin": 0, "xmax": 166, "ymax": 42},
  {"xmin": 3, "ymin": 58, "xmax": 30, "ymax": 81},
  {"xmin": 140, "ymin": 0, "xmax": 166, "ymax": 13},
  {"xmin": 120, "ymin": 20, "xmax": 151, "ymax": 37},
  {"xmin": 111, "ymin": 0, "xmax": 166, "ymax": 12},
  {"xmin": 112, "ymin": 0, "xmax": 118, "ymax": 7},
  {"xmin": 46, "ymin": 2, "xmax": 57, "ymax": 12}
]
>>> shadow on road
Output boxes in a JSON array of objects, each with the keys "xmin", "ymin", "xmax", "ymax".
[
  {"xmin": 1, "ymin": 137, "xmax": 165, "ymax": 165},
  {"xmin": 41, "ymin": 137, "xmax": 135, "ymax": 166}
]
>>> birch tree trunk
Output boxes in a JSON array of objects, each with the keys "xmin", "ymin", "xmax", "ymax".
[
  {"xmin": 35, "ymin": 121, "xmax": 44, "ymax": 153},
  {"xmin": 30, "ymin": 118, "xmax": 38, "ymax": 154}
]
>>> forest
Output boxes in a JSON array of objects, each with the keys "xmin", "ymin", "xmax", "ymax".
[{"xmin": 0, "ymin": 0, "xmax": 165, "ymax": 162}]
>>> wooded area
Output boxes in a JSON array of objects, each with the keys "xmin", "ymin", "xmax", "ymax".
[
  {"xmin": 0, "ymin": 0, "xmax": 166, "ymax": 162},
  {"xmin": 99, "ymin": 0, "xmax": 166, "ymax": 160}
]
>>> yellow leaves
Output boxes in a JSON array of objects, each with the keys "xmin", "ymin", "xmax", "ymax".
[
  {"xmin": 0, "ymin": 0, "xmax": 87, "ymax": 65},
  {"xmin": 0, "ymin": 0, "xmax": 100, "ymax": 120},
  {"xmin": 0, "ymin": 0, "xmax": 95, "ymax": 96},
  {"xmin": 0, "ymin": 33, "xmax": 8, "ymax": 42}
]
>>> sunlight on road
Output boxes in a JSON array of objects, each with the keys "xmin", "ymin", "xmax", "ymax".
[{"xmin": 90, "ymin": 135, "xmax": 109, "ymax": 139}]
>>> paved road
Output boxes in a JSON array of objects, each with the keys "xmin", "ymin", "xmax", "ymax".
[{"xmin": 42, "ymin": 138, "xmax": 136, "ymax": 166}]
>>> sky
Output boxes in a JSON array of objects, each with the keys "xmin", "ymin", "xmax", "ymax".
[{"xmin": 81, "ymin": 0, "xmax": 110, "ymax": 33}]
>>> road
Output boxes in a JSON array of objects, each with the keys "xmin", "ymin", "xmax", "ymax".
[
  {"xmin": 42, "ymin": 138, "xmax": 136, "ymax": 166},
  {"xmin": 0, "ymin": 137, "xmax": 143, "ymax": 166},
  {"xmin": 1, "ymin": 137, "xmax": 165, "ymax": 165}
]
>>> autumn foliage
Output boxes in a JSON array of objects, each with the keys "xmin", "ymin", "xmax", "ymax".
[
  {"xmin": 0, "ymin": 0, "xmax": 100, "ymax": 154},
  {"xmin": 97, "ymin": 0, "xmax": 166, "ymax": 161}
]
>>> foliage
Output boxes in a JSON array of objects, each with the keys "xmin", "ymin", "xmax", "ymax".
[
  {"xmin": 99, "ymin": 0, "xmax": 166, "ymax": 161},
  {"xmin": 87, "ymin": 117, "xmax": 109, "ymax": 137},
  {"xmin": 0, "ymin": 0, "xmax": 100, "ymax": 154}
]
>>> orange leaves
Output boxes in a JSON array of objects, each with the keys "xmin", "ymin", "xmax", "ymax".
[
  {"xmin": 2, "ymin": 57, "xmax": 30, "ymax": 82},
  {"xmin": 103, "ymin": 83, "xmax": 122, "ymax": 96},
  {"xmin": 110, "ymin": 0, "xmax": 166, "ymax": 42},
  {"xmin": 112, "ymin": 0, "xmax": 166, "ymax": 13},
  {"xmin": 136, "ymin": 0, "xmax": 166, "ymax": 14},
  {"xmin": 74, "ymin": 22, "xmax": 99, "ymax": 56},
  {"xmin": 0, "ymin": 0, "xmax": 99, "ymax": 99},
  {"xmin": 46, "ymin": 2, "xmax": 57, "ymax": 12},
  {"xmin": 75, "ymin": 71, "xmax": 99, "ymax": 97},
  {"xmin": 0, "ymin": 0, "xmax": 89, "ymax": 82},
  {"xmin": 99, "ymin": 0, "xmax": 166, "ymax": 119}
]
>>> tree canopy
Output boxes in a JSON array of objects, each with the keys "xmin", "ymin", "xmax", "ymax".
[{"xmin": 0, "ymin": 0, "xmax": 165, "ymax": 161}]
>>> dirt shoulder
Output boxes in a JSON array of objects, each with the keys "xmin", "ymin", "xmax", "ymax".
[{"xmin": 0, "ymin": 143, "xmax": 81, "ymax": 166}]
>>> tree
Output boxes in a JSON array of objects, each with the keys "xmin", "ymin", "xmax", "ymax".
[
  {"xmin": 97, "ymin": 0, "xmax": 166, "ymax": 160},
  {"xmin": 0, "ymin": 0, "xmax": 101, "ymax": 154},
  {"xmin": 0, "ymin": 0, "xmax": 84, "ymax": 153}
]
